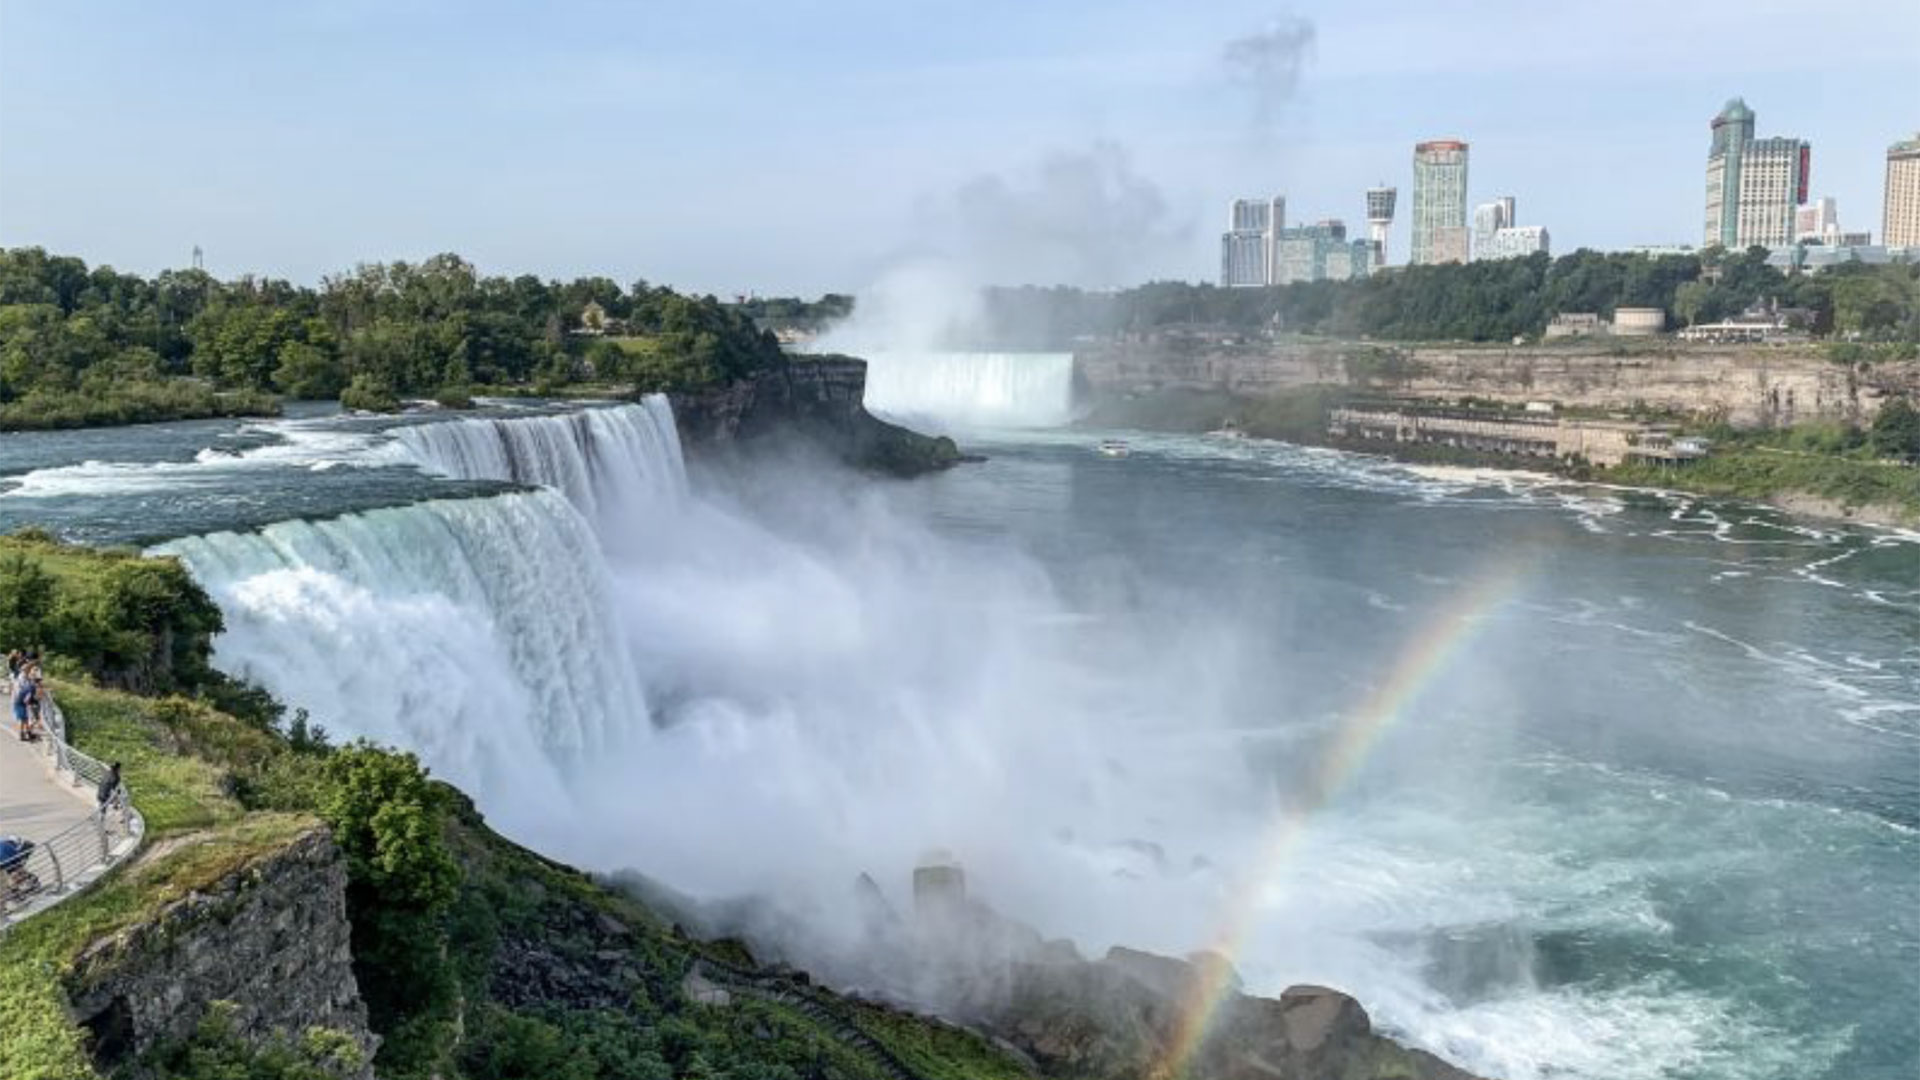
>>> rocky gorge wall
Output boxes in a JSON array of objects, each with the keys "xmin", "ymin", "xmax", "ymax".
[
  {"xmin": 671, "ymin": 356, "xmax": 963, "ymax": 475},
  {"xmin": 63, "ymin": 828, "xmax": 376, "ymax": 1078},
  {"xmin": 1075, "ymin": 338, "xmax": 1920, "ymax": 428}
]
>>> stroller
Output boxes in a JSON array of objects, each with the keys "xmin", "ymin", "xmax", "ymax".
[{"xmin": 0, "ymin": 836, "xmax": 42, "ymax": 906}]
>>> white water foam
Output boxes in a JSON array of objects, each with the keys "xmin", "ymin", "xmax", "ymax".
[
  {"xmin": 859, "ymin": 351, "xmax": 1076, "ymax": 428},
  {"xmin": 392, "ymin": 396, "xmax": 686, "ymax": 519},
  {"xmin": 154, "ymin": 490, "xmax": 649, "ymax": 797}
]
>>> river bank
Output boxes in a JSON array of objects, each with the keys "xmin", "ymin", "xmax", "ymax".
[{"xmin": 1079, "ymin": 386, "xmax": 1920, "ymax": 529}]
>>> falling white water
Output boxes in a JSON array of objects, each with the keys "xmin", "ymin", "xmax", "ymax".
[
  {"xmin": 393, "ymin": 396, "xmax": 687, "ymax": 518},
  {"xmin": 153, "ymin": 490, "xmax": 648, "ymax": 800},
  {"xmin": 859, "ymin": 351, "xmax": 1076, "ymax": 428}
]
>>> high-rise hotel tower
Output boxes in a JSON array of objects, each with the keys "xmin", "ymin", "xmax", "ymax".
[
  {"xmin": 1885, "ymin": 134, "xmax": 1920, "ymax": 249},
  {"xmin": 1411, "ymin": 140, "xmax": 1469, "ymax": 265},
  {"xmin": 1703, "ymin": 98, "xmax": 1809, "ymax": 249}
]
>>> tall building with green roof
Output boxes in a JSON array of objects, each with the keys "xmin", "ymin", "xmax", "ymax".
[{"xmin": 1703, "ymin": 97, "xmax": 1809, "ymax": 250}]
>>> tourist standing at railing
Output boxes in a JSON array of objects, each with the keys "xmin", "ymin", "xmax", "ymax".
[
  {"xmin": 11, "ymin": 662, "xmax": 42, "ymax": 742},
  {"xmin": 97, "ymin": 762, "xmax": 123, "ymax": 820}
]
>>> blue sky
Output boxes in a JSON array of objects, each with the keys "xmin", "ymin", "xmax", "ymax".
[{"xmin": 2, "ymin": 0, "xmax": 1916, "ymax": 295}]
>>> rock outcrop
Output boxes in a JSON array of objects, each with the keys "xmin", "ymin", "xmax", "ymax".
[
  {"xmin": 671, "ymin": 356, "xmax": 965, "ymax": 476},
  {"xmin": 983, "ymin": 945, "xmax": 1484, "ymax": 1080},
  {"xmin": 65, "ymin": 828, "xmax": 376, "ymax": 1078}
]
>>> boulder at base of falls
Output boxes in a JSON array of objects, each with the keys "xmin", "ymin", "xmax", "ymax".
[{"xmin": 981, "ymin": 944, "xmax": 1489, "ymax": 1080}]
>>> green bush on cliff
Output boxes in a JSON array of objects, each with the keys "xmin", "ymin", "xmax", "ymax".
[
  {"xmin": 149, "ymin": 1003, "xmax": 366, "ymax": 1080},
  {"xmin": 0, "ymin": 533, "xmax": 224, "ymax": 694}
]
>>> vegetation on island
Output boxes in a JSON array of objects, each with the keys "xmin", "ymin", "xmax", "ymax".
[
  {"xmin": 0, "ymin": 540, "xmax": 1025, "ymax": 1080},
  {"xmin": 0, "ymin": 247, "xmax": 788, "ymax": 430},
  {"xmin": 973, "ymin": 248, "xmax": 1920, "ymax": 347}
]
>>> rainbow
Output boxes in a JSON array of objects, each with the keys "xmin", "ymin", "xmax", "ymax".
[{"xmin": 1152, "ymin": 564, "xmax": 1529, "ymax": 1078}]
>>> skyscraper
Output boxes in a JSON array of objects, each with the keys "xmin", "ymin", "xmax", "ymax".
[
  {"xmin": 1795, "ymin": 196, "xmax": 1838, "ymax": 242},
  {"xmin": 1365, "ymin": 186, "xmax": 1396, "ymax": 269},
  {"xmin": 1411, "ymin": 140, "xmax": 1469, "ymax": 265},
  {"xmin": 1886, "ymin": 134, "xmax": 1920, "ymax": 249},
  {"xmin": 1472, "ymin": 196, "xmax": 1514, "ymax": 260},
  {"xmin": 1220, "ymin": 196, "xmax": 1285, "ymax": 287},
  {"xmin": 1703, "ymin": 98, "xmax": 1809, "ymax": 249}
]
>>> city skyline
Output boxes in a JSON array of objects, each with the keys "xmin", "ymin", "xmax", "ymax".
[{"xmin": 1, "ymin": 1, "xmax": 1916, "ymax": 294}]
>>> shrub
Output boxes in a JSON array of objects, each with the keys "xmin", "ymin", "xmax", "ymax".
[{"xmin": 339, "ymin": 374, "xmax": 399, "ymax": 413}]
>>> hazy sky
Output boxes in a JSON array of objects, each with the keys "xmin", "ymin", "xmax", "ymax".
[{"xmin": 2, "ymin": 0, "xmax": 1916, "ymax": 295}]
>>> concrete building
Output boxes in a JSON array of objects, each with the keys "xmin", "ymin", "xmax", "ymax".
[
  {"xmin": 1329, "ymin": 405, "xmax": 1697, "ymax": 468},
  {"xmin": 1886, "ymin": 134, "xmax": 1920, "ymax": 249},
  {"xmin": 1366, "ymin": 186, "xmax": 1397, "ymax": 268},
  {"xmin": 1795, "ymin": 196, "xmax": 1838, "ymax": 242},
  {"xmin": 1230, "ymin": 198, "xmax": 1273, "ymax": 233},
  {"xmin": 1412, "ymin": 140, "xmax": 1470, "ymax": 265},
  {"xmin": 1545, "ymin": 313, "xmax": 1607, "ymax": 339},
  {"xmin": 1485, "ymin": 225, "xmax": 1550, "ymax": 260},
  {"xmin": 1737, "ymin": 137, "xmax": 1812, "ymax": 248},
  {"xmin": 1471, "ymin": 196, "xmax": 1549, "ymax": 261},
  {"xmin": 1612, "ymin": 308, "xmax": 1666, "ymax": 335},
  {"xmin": 1473, "ymin": 197, "xmax": 1513, "ymax": 259},
  {"xmin": 1221, "ymin": 229, "xmax": 1270, "ymax": 287},
  {"xmin": 1273, "ymin": 220, "xmax": 1376, "ymax": 284},
  {"xmin": 1704, "ymin": 98, "xmax": 1810, "ymax": 249},
  {"xmin": 1220, "ymin": 196, "xmax": 1287, "ymax": 287}
]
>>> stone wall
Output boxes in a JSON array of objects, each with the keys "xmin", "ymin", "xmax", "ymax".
[
  {"xmin": 64, "ymin": 828, "xmax": 376, "ymax": 1077},
  {"xmin": 1075, "ymin": 339, "xmax": 1920, "ymax": 428}
]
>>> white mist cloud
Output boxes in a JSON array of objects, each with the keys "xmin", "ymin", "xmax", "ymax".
[{"xmin": 1222, "ymin": 13, "xmax": 1317, "ymax": 132}]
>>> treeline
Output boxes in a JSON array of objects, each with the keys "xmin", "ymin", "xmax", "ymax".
[
  {"xmin": 0, "ymin": 248, "xmax": 786, "ymax": 426},
  {"xmin": 728, "ymin": 292, "xmax": 854, "ymax": 333},
  {"xmin": 974, "ymin": 249, "xmax": 1920, "ymax": 347}
]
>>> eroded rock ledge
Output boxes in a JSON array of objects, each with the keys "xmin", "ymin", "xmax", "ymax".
[{"xmin": 670, "ymin": 355, "xmax": 966, "ymax": 476}]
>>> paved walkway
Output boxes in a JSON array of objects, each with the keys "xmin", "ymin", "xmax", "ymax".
[
  {"xmin": 0, "ymin": 690, "xmax": 141, "ymax": 928},
  {"xmin": 0, "ymin": 726, "xmax": 95, "ymax": 848}
]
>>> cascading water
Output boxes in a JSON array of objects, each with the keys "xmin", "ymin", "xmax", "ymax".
[
  {"xmin": 154, "ymin": 489, "xmax": 648, "ymax": 802},
  {"xmin": 117, "ymin": 393, "xmax": 1916, "ymax": 1080},
  {"xmin": 859, "ymin": 351, "xmax": 1076, "ymax": 428},
  {"xmin": 393, "ymin": 396, "xmax": 686, "ymax": 518}
]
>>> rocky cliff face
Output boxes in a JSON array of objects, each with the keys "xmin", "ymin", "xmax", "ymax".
[
  {"xmin": 65, "ymin": 828, "xmax": 376, "ymax": 1078},
  {"xmin": 671, "ymin": 356, "xmax": 964, "ymax": 476},
  {"xmin": 1076, "ymin": 339, "xmax": 1918, "ymax": 428}
]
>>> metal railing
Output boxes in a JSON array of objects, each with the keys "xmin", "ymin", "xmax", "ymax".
[{"xmin": 1, "ymin": 677, "xmax": 145, "ymax": 931}]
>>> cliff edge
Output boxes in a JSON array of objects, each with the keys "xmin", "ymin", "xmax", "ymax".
[{"xmin": 671, "ymin": 355, "xmax": 965, "ymax": 476}]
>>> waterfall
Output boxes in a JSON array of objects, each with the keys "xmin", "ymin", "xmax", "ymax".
[
  {"xmin": 393, "ymin": 395, "xmax": 687, "ymax": 518},
  {"xmin": 859, "ymin": 351, "xmax": 1076, "ymax": 428},
  {"xmin": 154, "ymin": 489, "xmax": 648, "ymax": 800}
]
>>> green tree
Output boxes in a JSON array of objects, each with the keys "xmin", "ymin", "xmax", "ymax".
[
  {"xmin": 339, "ymin": 374, "xmax": 399, "ymax": 413},
  {"xmin": 273, "ymin": 341, "xmax": 346, "ymax": 400},
  {"xmin": 0, "ymin": 551, "xmax": 56, "ymax": 648},
  {"xmin": 1869, "ymin": 397, "xmax": 1920, "ymax": 460}
]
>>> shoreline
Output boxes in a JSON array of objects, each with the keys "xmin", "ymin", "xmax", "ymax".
[{"xmin": 1175, "ymin": 427, "xmax": 1920, "ymax": 533}]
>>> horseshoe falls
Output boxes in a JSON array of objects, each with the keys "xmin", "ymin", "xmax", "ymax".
[{"xmin": 858, "ymin": 351, "xmax": 1077, "ymax": 428}]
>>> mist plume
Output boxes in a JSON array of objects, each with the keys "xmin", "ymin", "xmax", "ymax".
[{"xmin": 1222, "ymin": 14, "xmax": 1317, "ymax": 130}]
